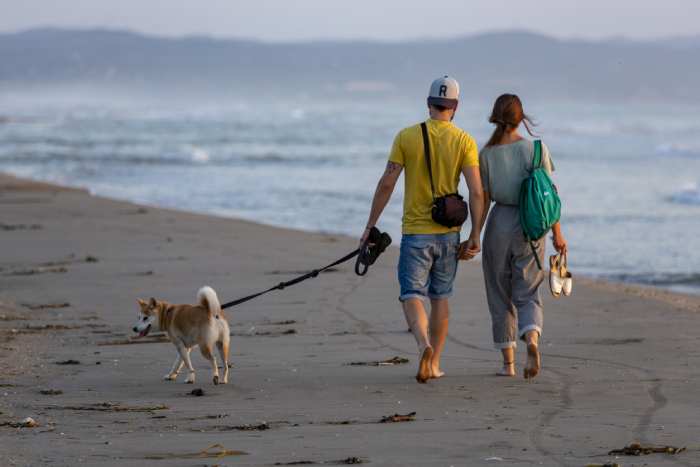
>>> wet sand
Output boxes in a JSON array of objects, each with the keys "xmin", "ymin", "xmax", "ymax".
[{"xmin": 1, "ymin": 172, "xmax": 699, "ymax": 466}]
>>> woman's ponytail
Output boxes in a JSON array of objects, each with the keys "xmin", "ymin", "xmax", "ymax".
[{"xmin": 484, "ymin": 94, "xmax": 536, "ymax": 148}]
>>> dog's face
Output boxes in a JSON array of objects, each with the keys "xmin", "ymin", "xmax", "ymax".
[{"xmin": 133, "ymin": 297, "xmax": 161, "ymax": 337}]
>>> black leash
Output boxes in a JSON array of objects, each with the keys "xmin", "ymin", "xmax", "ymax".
[{"xmin": 220, "ymin": 227, "xmax": 392, "ymax": 310}]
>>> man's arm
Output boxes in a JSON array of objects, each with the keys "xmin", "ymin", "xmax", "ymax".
[
  {"xmin": 361, "ymin": 161, "xmax": 403, "ymax": 243},
  {"xmin": 459, "ymin": 165, "xmax": 485, "ymax": 258},
  {"xmin": 461, "ymin": 189, "xmax": 491, "ymax": 260}
]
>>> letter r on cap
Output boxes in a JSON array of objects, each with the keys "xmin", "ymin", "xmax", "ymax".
[{"xmin": 439, "ymin": 85, "xmax": 447, "ymax": 97}]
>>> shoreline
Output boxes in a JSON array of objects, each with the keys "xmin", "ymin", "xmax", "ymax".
[
  {"xmin": 2, "ymin": 170, "xmax": 700, "ymax": 466},
  {"xmin": 3, "ymin": 170, "xmax": 699, "ymax": 311}
]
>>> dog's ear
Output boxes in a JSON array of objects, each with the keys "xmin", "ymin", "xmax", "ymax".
[
  {"xmin": 149, "ymin": 297, "xmax": 157, "ymax": 308},
  {"xmin": 137, "ymin": 298, "xmax": 147, "ymax": 309}
]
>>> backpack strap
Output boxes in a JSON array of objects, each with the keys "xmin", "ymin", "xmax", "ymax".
[
  {"xmin": 529, "ymin": 241, "xmax": 543, "ymax": 270},
  {"xmin": 533, "ymin": 140, "xmax": 543, "ymax": 169},
  {"xmin": 420, "ymin": 122, "xmax": 436, "ymax": 201}
]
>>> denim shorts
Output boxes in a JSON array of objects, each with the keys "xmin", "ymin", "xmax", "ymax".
[{"xmin": 398, "ymin": 232, "xmax": 460, "ymax": 301}]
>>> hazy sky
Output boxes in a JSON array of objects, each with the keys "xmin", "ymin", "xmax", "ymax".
[{"xmin": 1, "ymin": 0, "xmax": 698, "ymax": 41}]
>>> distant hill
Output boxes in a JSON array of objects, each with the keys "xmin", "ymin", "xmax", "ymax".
[
  {"xmin": 646, "ymin": 36, "xmax": 700, "ymax": 49},
  {"xmin": 0, "ymin": 28, "xmax": 698, "ymax": 102}
]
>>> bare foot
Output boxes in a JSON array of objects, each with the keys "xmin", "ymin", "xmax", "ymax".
[
  {"xmin": 429, "ymin": 355, "xmax": 445, "ymax": 379},
  {"xmin": 416, "ymin": 347, "xmax": 433, "ymax": 383},
  {"xmin": 524, "ymin": 343, "xmax": 540, "ymax": 379},
  {"xmin": 497, "ymin": 362, "xmax": 515, "ymax": 377},
  {"xmin": 429, "ymin": 365, "xmax": 445, "ymax": 379}
]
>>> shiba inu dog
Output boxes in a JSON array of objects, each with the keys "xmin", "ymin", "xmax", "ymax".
[{"xmin": 134, "ymin": 286, "xmax": 230, "ymax": 385}]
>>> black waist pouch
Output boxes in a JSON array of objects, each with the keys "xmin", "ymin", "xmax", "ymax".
[
  {"xmin": 421, "ymin": 122, "xmax": 469, "ymax": 228},
  {"xmin": 432, "ymin": 193, "xmax": 468, "ymax": 228}
]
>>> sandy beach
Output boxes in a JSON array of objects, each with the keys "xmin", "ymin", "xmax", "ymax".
[{"xmin": 1, "ymin": 171, "xmax": 699, "ymax": 467}]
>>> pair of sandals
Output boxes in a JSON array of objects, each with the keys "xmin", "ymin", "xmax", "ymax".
[{"xmin": 549, "ymin": 252, "xmax": 573, "ymax": 297}]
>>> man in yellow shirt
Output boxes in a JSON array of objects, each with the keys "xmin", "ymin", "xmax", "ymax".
[{"xmin": 361, "ymin": 76, "xmax": 484, "ymax": 383}]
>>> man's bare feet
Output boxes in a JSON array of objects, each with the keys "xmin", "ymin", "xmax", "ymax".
[
  {"xmin": 429, "ymin": 364, "xmax": 445, "ymax": 379},
  {"xmin": 497, "ymin": 361, "xmax": 515, "ymax": 377},
  {"xmin": 416, "ymin": 347, "xmax": 433, "ymax": 383},
  {"xmin": 523, "ymin": 343, "xmax": 540, "ymax": 379}
]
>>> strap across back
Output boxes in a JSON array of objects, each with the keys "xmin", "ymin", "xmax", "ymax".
[{"xmin": 420, "ymin": 122, "xmax": 436, "ymax": 201}]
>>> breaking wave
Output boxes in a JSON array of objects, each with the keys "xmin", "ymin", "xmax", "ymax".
[
  {"xmin": 656, "ymin": 143, "xmax": 700, "ymax": 158},
  {"xmin": 602, "ymin": 272, "xmax": 700, "ymax": 290},
  {"xmin": 669, "ymin": 182, "xmax": 700, "ymax": 205},
  {"xmin": 0, "ymin": 149, "xmax": 347, "ymax": 167}
]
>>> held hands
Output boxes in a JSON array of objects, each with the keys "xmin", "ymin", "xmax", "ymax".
[{"xmin": 458, "ymin": 235, "xmax": 481, "ymax": 261}]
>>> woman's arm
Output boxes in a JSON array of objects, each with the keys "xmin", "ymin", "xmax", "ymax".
[
  {"xmin": 479, "ymin": 190, "xmax": 491, "ymax": 232},
  {"xmin": 542, "ymin": 142, "xmax": 567, "ymax": 254},
  {"xmin": 551, "ymin": 222, "xmax": 567, "ymax": 254},
  {"xmin": 460, "ymin": 190, "xmax": 491, "ymax": 260}
]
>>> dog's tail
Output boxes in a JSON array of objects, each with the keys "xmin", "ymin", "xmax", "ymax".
[{"xmin": 197, "ymin": 286, "xmax": 222, "ymax": 318}]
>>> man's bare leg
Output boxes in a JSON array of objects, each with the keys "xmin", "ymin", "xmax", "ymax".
[
  {"xmin": 498, "ymin": 347, "xmax": 515, "ymax": 376},
  {"xmin": 402, "ymin": 298, "xmax": 432, "ymax": 383},
  {"xmin": 428, "ymin": 298, "xmax": 449, "ymax": 378},
  {"xmin": 523, "ymin": 330, "xmax": 540, "ymax": 379}
]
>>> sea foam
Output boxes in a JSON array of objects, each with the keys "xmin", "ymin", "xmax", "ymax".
[{"xmin": 669, "ymin": 182, "xmax": 700, "ymax": 205}]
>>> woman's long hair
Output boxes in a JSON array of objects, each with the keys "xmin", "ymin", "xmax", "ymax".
[{"xmin": 484, "ymin": 94, "xmax": 536, "ymax": 148}]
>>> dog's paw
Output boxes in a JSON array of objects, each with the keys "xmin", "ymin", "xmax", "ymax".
[
  {"xmin": 185, "ymin": 374, "xmax": 195, "ymax": 384},
  {"xmin": 213, "ymin": 375, "xmax": 219, "ymax": 385},
  {"xmin": 220, "ymin": 377, "xmax": 228, "ymax": 385},
  {"xmin": 163, "ymin": 373, "xmax": 177, "ymax": 381}
]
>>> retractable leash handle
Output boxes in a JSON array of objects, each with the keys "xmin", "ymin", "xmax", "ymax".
[
  {"xmin": 355, "ymin": 227, "xmax": 392, "ymax": 276},
  {"xmin": 354, "ymin": 244, "xmax": 371, "ymax": 276}
]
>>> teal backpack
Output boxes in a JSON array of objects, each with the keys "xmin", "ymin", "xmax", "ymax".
[{"xmin": 518, "ymin": 140, "xmax": 561, "ymax": 269}]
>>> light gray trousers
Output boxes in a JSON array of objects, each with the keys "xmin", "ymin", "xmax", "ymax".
[{"xmin": 482, "ymin": 204, "xmax": 545, "ymax": 349}]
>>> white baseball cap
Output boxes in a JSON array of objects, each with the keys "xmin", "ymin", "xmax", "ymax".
[{"xmin": 427, "ymin": 75, "xmax": 460, "ymax": 109}]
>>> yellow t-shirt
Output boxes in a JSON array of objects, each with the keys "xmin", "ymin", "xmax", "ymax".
[{"xmin": 389, "ymin": 119, "xmax": 479, "ymax": 235}]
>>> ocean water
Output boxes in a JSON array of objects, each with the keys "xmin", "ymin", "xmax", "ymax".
[{"xmin": 1, "ymin": 95, "xmax": 699, "ymax": 294}]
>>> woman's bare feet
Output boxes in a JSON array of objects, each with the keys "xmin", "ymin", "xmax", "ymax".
[
  {"xmin": 523, "ymin": 343, "xmax": 540, "ymax": 379},
  {"xmin": 497, "ymin": 361, "xmax": 515, "ymax": 377},
  {"xmin": 497, "ymin": 347, "xmax": 515, "ymax": 377},
  {"xmin": 416, "ymin": 346, "xmax": 433, "ymax": 383}
]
